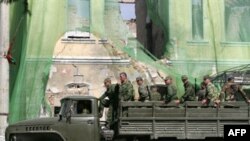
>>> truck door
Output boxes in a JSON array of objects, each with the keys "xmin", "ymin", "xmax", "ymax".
[{"xmin": 68, "ymin": 100, "xmax": 99, "ymax": 141}]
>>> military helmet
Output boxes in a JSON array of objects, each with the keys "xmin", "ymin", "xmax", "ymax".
[
  {"xmin": 203, "ymin": 75, "xmax": 211, "ymax": 80},
  {"xmin": 136, "ymin": 76, "xmax": 143, "ymax": 81},
  {"xmin": 181, "ymin": 75, "xmax": 188, "ymax": 80},
  {"xmin": 164, "ymin": 76, "xmax": 172, "ymax": 80},
  {"xmin": 104, "ymin": 77, "xmax": 111, "ymax": 83},
  {"xmin": 227, "ymin": 75, "xmax": 234, "ymax": 81}
]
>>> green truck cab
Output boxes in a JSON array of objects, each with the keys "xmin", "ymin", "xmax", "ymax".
[
  {"xmin": 5, "ymin": 96, "xmax": 100, "ymax": 141},
  {"xmin": 5, "ymin": 94, "xmax": 250, "ymax": 141}
]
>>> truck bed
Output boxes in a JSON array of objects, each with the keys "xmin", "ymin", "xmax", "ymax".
[{"xmin": 118, "ymin": 101, "xmax": 250, "ymax": 140}]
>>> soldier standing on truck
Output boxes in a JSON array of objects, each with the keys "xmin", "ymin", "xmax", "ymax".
[
  {"xmin": 220, "ymin": 76, "xmax": 250, "ymax": 103},
  {"xmin": 136, "ymin": 76, "xmax": 150, "ymax": 102},
  {"xmin": 99, "ymin": 78, "xmax": 119, "ymax": 129},
  {"xmin": 202, "ymin": 75, "xmax": 220, "ymax": 105},
  {"xmin": 163, "ymin": 76, "xmax": 178, "ymax": 103},
  {"xmin": 179, "ymin": 75, "xmax": 196, "ymax": 103},
  {"xmin": 119, "ymin": 72, "xmax": 135, "ymax": 117},
  {"xmin": 119, "ymin": 72, "xmax": 135, "ymax": 101}
]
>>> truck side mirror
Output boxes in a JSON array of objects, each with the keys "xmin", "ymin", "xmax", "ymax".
[{"xmin": 54, "ymin": 106, "xmax": 61, "ymax": 117}]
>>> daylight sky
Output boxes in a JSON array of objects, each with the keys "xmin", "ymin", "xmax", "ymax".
[{"xmin": 120, "ymin": 3, "xmax": 136, "ymax": 20}]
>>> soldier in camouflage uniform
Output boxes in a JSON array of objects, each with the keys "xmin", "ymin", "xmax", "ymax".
[
  {"xmin": 136, "ymin": 77, "xmax": 150, "ymax": 102},
  {"xmin": 119, "ymin": 72, "xmax": 135, "ymax": 101},
  {"xmin": 150, "ymin": 86, "xmax": 161, "ymax": 101},
  {"xmin": 180, "ymin": 75, "xmax": 196, "ymax": 103},
  {"xmin": 119, "ymin": 72, "xmax": 134, "ymax": 117},
  {"xmin": 99, "ymin": 78, "xmax": 119, "ymax": 129},
  {"xmin": 163, "ymin": 76, "xmax": 178, "ymax": 103},
  {"xmin": 196, "ymin": 82, "xmax": 206, "ymax": 101},
  {"xmin": 202, "ymin": 75, "xmax": 220, "ymax": 105},
  {"xmin": 220, "ymin": 76, "xmax": 250, "ymax": 103}
]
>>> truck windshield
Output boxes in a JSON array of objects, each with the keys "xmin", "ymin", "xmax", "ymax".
[{"xmin": 59, "ymin": 99, "xmax": 92, "ymax": 117}]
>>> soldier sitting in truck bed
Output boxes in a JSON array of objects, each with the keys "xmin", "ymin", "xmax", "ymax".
[
  {"xmin": 202, "ymin": 75, "xmax": 220, "ymax": 106},
  {"xmin": 163, "ymin": 76, "xmax": 179, "ymax": 103},
  {"xmin": 150, "ymin": 85, "xmax": 162, "ymax": 101},
  {"xmin": 196, "ymin": 81, "xmax": 206, "ymax": 101},
  {"xmin": 220, "ymin": 76, "xmax": 250, "ymax": 103},
  {"xmin": 136, "ymin": 76, "xmax": 150, "ymax": 102},
  {"xmin": 179, "ymin": 75, "xmax": 196, "ymax": 103}
]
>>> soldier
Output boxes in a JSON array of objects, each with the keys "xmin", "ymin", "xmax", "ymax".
[
  {"xmin": 119, "ymin": 72, "xmax": 135, "ymax": 101},
  {"xmin": 119, "ymin": 72, "xmax": 134, "ymax": 117},
  {"xmin": 179, "ymin": 75, "xmax": 196, "ymax": 103},
  {"xmin": 220, "ymin": 76, "xmax": 250, "ymax": 103},
  {"xmin": 196, "ymin": 82, "xmax": 206, "ymax": 101},
  {"xmin": 77, "ymin": 101, "xmax": 91, "ymax": 114},
  {"xmin": 163, "ymin": 76, "xmax": 178, "ymax": 103},
  {"xmin": 81, "ymin": 101, "xmax": 90, "ymax": 114},
  {"xmin": 136, "ymin": 76, "xmax": 150, "ymax": 102},
  {"xmin": 150, "ymin": 86, "xmax": 161, "ymax": 101},
  {"xmin": 202, "ymin": 75, "xmax": 220, "ymax": 105},
  {"xmin": 99, "ymin": 78, "xmax": 119, "ymax": 129}
]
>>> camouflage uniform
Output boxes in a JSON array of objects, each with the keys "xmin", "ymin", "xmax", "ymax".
[
  {"xmin": 119, "ymin": 80, "xmax": 135, "ymax": 101},
  {"xmin": 205, "ymin": 82, "xmax": 219, "ymax": 103},
  {"xmin": 150, "ymin": 91, "xmax": 161, "ymax": 101},
  {"xmin": 196, "ymin": 82, "xmax": 206, "ymax": 101},
  {"xmin": 180, "ymin": 81, "xmax": 196, "ymax": 103},
  {"xmin": 149, "ymin": 86, "xmax": 161, "ymax": 101},
  {"xmin": 164, "ymin": 84, "xmax": 178, "ymax": 103},
  {"xmin": 220, "ymin": 82, "xmax": 249, "ymax": 102},
  {"xmin": 119, "ymin": 80, "xmax": 134, "ymax": 117},
  {"xmin": 99, "ymin": 84, "xmax": 119, "ymax": 128},
  {"xmin": 138, "ymin": 84, "xmax": 150, "ymax": 102}
]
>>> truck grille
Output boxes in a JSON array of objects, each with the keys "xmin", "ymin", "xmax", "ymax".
[{"xmin": 26, "ymin": 125, "xmax": 50, "ymax": 131}]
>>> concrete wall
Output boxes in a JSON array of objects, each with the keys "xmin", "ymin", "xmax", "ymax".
[
  {"xmin": 45, "ymin": 35, "xmax": 166, "ymax": 116},
  {"xmin": 136, "ymin": 0, "xmax": 250, "ymax": 75},
  {"xmin": 168, "ymin": 0, "xmax": 250, "ymax": 74},
  {"xmin": 169, "ymin": 0, "xmax": 250, "ymax": 62}
]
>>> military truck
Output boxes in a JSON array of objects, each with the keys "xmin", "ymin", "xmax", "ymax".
[{"xmin": 5, "ymin": 93, "xmax": 250, "ymax": 141}]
